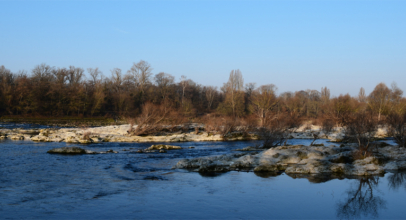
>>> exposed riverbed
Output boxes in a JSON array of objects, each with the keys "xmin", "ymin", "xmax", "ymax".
[{"xmin": 1, "ymin": 138, "xmax": 406, "ymax": 219}]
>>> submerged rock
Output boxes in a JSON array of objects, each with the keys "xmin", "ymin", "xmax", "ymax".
[
  {"xmin": 146, "ymin": 144, "xmax": 182, "ymax": 150},
  {"xmin": 47, "ymin": 147, "xmax": 117, "ymax": 154},
  {"xmin": 47, "ymin": 147, "xmax": 87, "ymax": 154},
  {"xmin": 234, "ymin": 146, "xmax": 262, "ymax": 151}
]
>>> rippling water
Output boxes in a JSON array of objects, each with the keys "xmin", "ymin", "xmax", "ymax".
[{"xmin": 1, "ymin": 138, "xmax": 406, "ymax": 219}]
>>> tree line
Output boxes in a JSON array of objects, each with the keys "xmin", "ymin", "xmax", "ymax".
[{"xmin": 1, "ymin": 61, "xmax": 405, "ymax": 126}]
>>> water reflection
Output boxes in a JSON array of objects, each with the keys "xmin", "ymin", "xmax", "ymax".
[
  {"xmin": 287, "ymin": 173, "xmax": 346, "ymax": 183},
  {"xmin": 387, "ymin": 172, "xmax": 406, "ymax": 191},
  {"xmin": 198, "ymin": 172, "xmax": 227, "ymax": 178},
  {"xmin": 254, "ymin": 171, "xmax": 281, "ymax": 178},
  {"xmin": 336, "ymin": 176, "xmax": 387, "ymax": 219}
]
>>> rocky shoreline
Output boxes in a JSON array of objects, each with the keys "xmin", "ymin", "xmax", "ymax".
[
  {"xmin": 0, "ymin": 123, "xmax": 389, "ymax": 143},
  {"xmin": 0, "ymin": 124, "xmax": 257, "ymax": 143}
]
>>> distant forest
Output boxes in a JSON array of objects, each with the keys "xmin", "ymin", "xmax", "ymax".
[{"xmin": 0, "ymin": 61, "xmax": 405, "ymax": 126}]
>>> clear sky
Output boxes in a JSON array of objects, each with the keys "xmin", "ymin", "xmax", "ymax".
[{"xmin": 1, "ymin": 0, "xmax": 405, "ymax": 96}]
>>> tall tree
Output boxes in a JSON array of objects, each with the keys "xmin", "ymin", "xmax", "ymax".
[
  {"xmin": 368, "ymin": 83, "xmax": 391, "ymax": 121},
  {"xmin": 220, "ymin": 69, "xmax": 245, "ymax": 117},
  {"xmin": 249, "ymin": 84, "xmax": 278, "ymax": 126},
  {"xmin": 128, "ymin": 60, "xmax": 153, "ymax": 94}
]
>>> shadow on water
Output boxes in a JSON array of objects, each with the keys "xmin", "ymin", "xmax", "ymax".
[
  {"xmin": 286, "ymin": 173, "xmax": 350, "ymax": 183},
  {"xmin": 336, "ymin": 176, "xmax": 387, "ymax": 219},
  {"xmin": 197, "ymin": 171, "xmax": 228, "ymax": 178}
]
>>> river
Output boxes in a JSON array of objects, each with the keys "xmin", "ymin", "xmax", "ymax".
[{"xmin": 1, "ymin": 132, "xmax": 406, "ymax": 219}]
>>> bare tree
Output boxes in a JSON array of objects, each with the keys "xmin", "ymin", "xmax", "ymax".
[
  {"xmin": 344, "ymin": 110, "xmax": 378, "ymax": 158},
  {"xmin": 389, "ymin": 82, "xmax": 404, "ymax": 113},
  {"xmin": 222, "ymin": 69, "xmax": 244, "ymax": 117},
  {"xmin": 0, "ymin": 66, "xmax": 14, "ymax": 114},
  {"xmin": 127, "ymin": 60, "xmax": 153, "ymax": 93},
  {"xmin": 130, "ymin": 101, "xmax": 173, "ymax": 136},
  {"xmin": 32, "ymin": 63, "xmax": 54, "ymax": 82},
  {"xmin": 205, "ymin": 86, "xmax": 217, "ymax": 110},
  {"xmin": 110, "ymin": 68, "xmax": 128, "ymax": 114},
  {"xmin": 310, "ymin": 118, "xmax": 334, "ymax": 146},
  {"xmin": 91, "ymin": 79, "xmax": 105, "ymax": 116},
  {"xmin": 67, "ymin": 66, "xmax": 84, "ymax": 86},
  {"xmin": 245, "ymin": 82, "xmax": 256, "ymax": 97},
  {"xmin": 260, "ymin": 114, "xmax": 302, "ymax": 148},
  {"xmin": 358, "ymin": 87, "xmax": 366, "ymax": 103},
  {"xmin": 386, "ymin": 111, "xmax": 406, "ymax": 148},
  {"xmin": 368, "ymin": 83, "xmax": 391, "ymax": 121},
  {"xmin": 87, "ymin": 67, "xmax": 102, "ymax": 85},
  {"xmin": 249, "ymin": 84, "xmax": 278, "ymax": 127},
  {"xmin": 321, "ymin": 86, "xmax": 330, "ymax": 104},
  {"xmin": 154, "ymin": 72, "xmax": 174, "ymax": 101},
  {"xmin": 180, "ymin": 75, "xmax": 188, "ymax": 105}
]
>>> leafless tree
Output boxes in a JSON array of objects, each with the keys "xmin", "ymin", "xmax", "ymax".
[
  {"xmin": 310, "ymin": 118, "xmax": 334, "ymax": 146},
  {"xmin": 222, "ymin": 69, "xmax": 244, "ymax": 117},
  {"xmin": 260, "ymin": 114, "xmax": 302, "ymax": 148},
  {"xmin": 87, "ymin": 67, "xmax": 102, "ymax": 85},
  {"xmin": 368, "ymin": 83, "xmax": 391, "ymax": 121},
  {"xmin": 344, "ymin": 110, "xmax": 378, "ymax": 158},
  {"xmin": 321, "ymin": 86, "xmax": 330, "ymax": 104},
  {"xmin": 127, "ymin": 60, "xmax": 153, "ymax": 93},
  {"xmin": 386, "ymin": 112, "xmax": 406, "ymax": 148},
  {"xmin": 358, "ymin": 87, "xmax": 366, "ymax": 103},
  {"xmin": 154, "ymin": 72, "xmax": 174, "ymax": 101},
  {"xmin": 249, "ymin": 84, "xmax": 278, "ymax": 127},
  {"xmin": 205, "ymin": 86, "xmax": 217, "ymax": 110},
  {"xmin": 245, "ymin": 82, "xmax": 256, "ymax": 97},
  {"xmin": 180, "ymin": 75, "xmax": 188, "ymax": 105},
  {"xmin": 130, "ymin": 101, "xmax": 173, "ymax": 136},
  {"xmin": 67, "ymin": 66, "xmax": 84, "ymax": 86},
  {"xmin": 32, "ymin": 63, "xmax": 54, "ymax": 82}
]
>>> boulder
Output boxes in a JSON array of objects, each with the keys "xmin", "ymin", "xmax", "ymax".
[
  {"xmin": 146, "ymin": 144, "xmax": 182, "ymax": 150},
  {"xmin": 65, "ymin": 136, "xmax": 79, "ymax": 143},
  {"xmin": 31, "ymin": 135, "xmax": 49, "ymax": 142},
  {"xmin": 9, "ymin": 135, "xmax": 24, "ymax": 140},
  {"xmin": 77, "ymin": 139, "xmax": 93, "ymax": 144}
]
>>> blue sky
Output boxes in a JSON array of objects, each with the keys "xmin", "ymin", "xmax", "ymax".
[{"xmin": 1, "ymin": 0, "xmax": 405, "ymax": 96}]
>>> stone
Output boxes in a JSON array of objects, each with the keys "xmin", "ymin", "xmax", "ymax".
[
  {"xmin": 146, "ymin": 144, "xmax": 182, "ymax": 150},
  {"xmin": 77, "ymin": 139, "xmax": 93, "ymax": 144},
  {"xmin": 173, "ymin": 144, "xmax": 406, "ymax": 176},
  {"xmin": 9, "ymin": 135, "xmax": 24, "ymax": 140}
]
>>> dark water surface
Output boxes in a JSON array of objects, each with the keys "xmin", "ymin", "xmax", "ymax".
[{"xmin": 1, "ymin": 138, "xmax": 406, "ymax": 219}]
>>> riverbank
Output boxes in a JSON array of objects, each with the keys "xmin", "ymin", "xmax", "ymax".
[{"xmin": 0, "ymin": 123, "xmax": 389, "ymax": 144}]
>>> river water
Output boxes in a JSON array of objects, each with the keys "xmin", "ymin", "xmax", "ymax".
[{"xmin": 1, "ymin": 135, "xmax": 406, "ymax": 219}]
